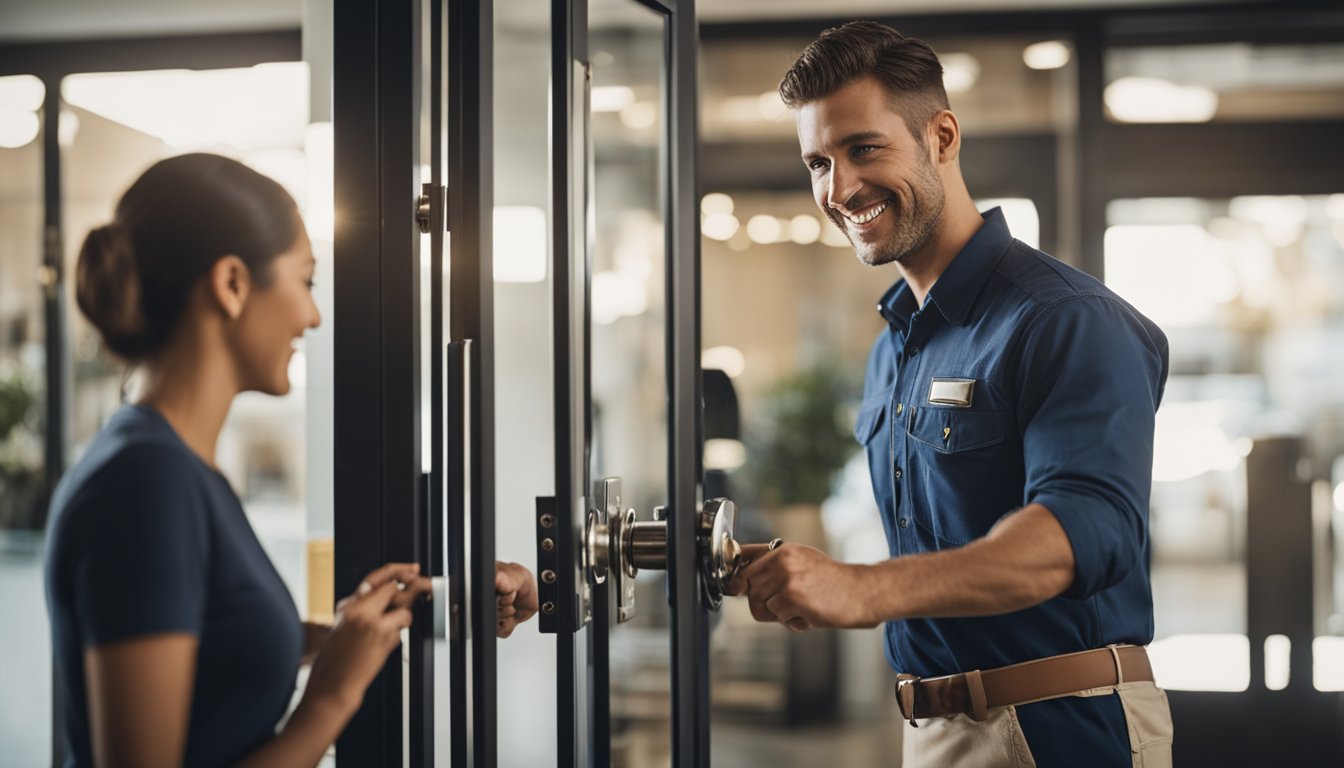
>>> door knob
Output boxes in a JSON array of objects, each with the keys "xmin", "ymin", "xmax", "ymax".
[{"xmin": 583, "ymin": 477, "xmax": 741, "ymax": 621}]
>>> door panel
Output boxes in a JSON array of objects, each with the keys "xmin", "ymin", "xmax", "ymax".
[
  {"xmin": 544, "ymin": 0, "xmax": 715, "ymax": 765},
  {"xmin": 589, "ymin": 1, "xmax": 672, "ymax": 762},
  {"xmin": 333, "ymin": 0, "xmax": 495, "ymax": 764}
]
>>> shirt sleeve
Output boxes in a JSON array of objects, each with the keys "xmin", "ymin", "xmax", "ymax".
[
  {"xmin": 1015, "ymin": 295, "xmax": 1168, "ymax": 600},
  {"xmin": 69, "ymin": 444, "xmax": 211, "ymax": 647}
]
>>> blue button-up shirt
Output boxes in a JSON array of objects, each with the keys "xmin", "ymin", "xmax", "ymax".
[{"xmin": 857, "ymin": 208, "xmax": 1169, "ymax": 762}]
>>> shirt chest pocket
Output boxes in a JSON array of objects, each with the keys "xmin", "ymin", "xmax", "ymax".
[
  {"xmin": 903, "ymin": 405, "xmax": 1011, "ymax": 546},
  {"xmin": 853, "ymin": 396, "xmax": 888, "ymax": 446},
  {"xmin": 905, "ymin": 405, "xmax": 1005, "ymax": 453}
]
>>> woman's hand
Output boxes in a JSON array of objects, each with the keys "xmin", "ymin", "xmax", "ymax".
[
  {"xmin": 303, "ymin": 562, "xmax": 432, "ymax": 713},
  {"xmin": 494, "ymin": 561, "xmax": 538, "ymax": 638}
]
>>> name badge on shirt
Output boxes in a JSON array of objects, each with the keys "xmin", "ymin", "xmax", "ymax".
[{"xmin": 928, "ymin": 378, "xmax": 975, "ymax": 408}]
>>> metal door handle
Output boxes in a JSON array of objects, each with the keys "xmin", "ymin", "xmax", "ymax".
[{"xmin": 583, "ymin": 477, "xmax": 741, "ymax": 621}]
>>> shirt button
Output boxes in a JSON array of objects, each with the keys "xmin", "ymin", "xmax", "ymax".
[
  {"xmin": 894, "ymin": 468, "xmax": 902, "ymax": 480},
  {"xmin": 909, "ymin": 346, "xmax": 920, "ymax": 356},
  {"xmin": 898, "ymin": 517, "xmax": 910, "ymax": 528},
  {"xmin": 895, "ymin": 403, "xmax": 903, "ymax": 415}
]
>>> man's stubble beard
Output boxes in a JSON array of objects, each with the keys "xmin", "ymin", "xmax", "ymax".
[{"xmin": 835, "ymin": 156, "xmax": 945, "ymax": 269}]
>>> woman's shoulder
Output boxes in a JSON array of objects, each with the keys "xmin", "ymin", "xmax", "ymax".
[{"xmin": 48, "ymin": 406, "xmax": 215, "ymax": 532}]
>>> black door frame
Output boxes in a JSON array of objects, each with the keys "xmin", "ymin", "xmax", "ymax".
[
  {"xmin": 333, "ymin": 0, "xmax": 495, "ymax": 764},
  {"xmin": 545, "ymin": 0, "xmax": 706, "ymax": 764}
]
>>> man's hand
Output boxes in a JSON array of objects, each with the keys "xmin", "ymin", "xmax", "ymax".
[
  {"xmin": 725, "ymin": 543, "xmax": 877, "ymax": 631},
  {"xmin": 495, "ymin": 561, "xmax": 539, "ymax": 638}
]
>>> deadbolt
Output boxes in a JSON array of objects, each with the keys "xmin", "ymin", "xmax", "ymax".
[{"xmin": 583, "ymin": 477, "xmax": 741, "ymax": 621}]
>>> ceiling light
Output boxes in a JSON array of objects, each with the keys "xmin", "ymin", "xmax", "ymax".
[
  {"xmin": 941, "ymin": 53, "xmax": 980, "ymax": 94},
  {"xmin": 789, "ymin": 214, "xmax": 821, "ymax": 245},
  {"xmin": 1023, "ymin": 41, "xmax": 1071, "ymax": 70},
  {"xmin": 702, "ymin": 213, "xmax": 740, "ymax": 241},
  {"xmin": 0, "ymin": 75, "xmax": 45, "ymax": 112},
  {"xmin": 1105, "ymin": 77, "xmax": 1218, "ymax": 123},
  {"xmin": 591, "ymin": 85, "xmax": 635, "ymax": 113},
  {"xmin": 701, "ymin": 346, "xmax": 746, "ymax": 378},
  {"xmin": 0, "ymin": 111, "xmax": 40, "ymax": 149},
  {"xmin": 746, "ymin": 215, "xmax": 782, "ymax": 244},
  {"xmin": 701, "ymin": 192, "xmax": 734, "ymax": 216}
]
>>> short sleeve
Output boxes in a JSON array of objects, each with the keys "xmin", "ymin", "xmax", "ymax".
[
  {"xmin": 1015, "ymin": 296, "xmax": 1168, "ymax": 600},
  {"xmin": 68, "ymin": 444, "xmax": 210, "ymax": 646}
]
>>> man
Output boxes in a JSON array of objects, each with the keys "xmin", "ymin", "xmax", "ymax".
[{"xmin": 726, "ymin": 21, "xmax": 1172, "ymax": 767}]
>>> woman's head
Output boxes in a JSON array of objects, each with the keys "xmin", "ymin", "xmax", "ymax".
[{"xmin": 77, "ymin": 153, "xmax": 320, "ymax": 395}]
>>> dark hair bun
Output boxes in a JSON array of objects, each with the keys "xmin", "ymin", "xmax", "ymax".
[{"xmin": 76, "ymin": 223, "xmax": 151, "ymax": 360}]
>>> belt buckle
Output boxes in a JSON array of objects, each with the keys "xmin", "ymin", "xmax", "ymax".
[{"xmin": 895, "ymin": 674, "xmax": 921, "ymax": 728}]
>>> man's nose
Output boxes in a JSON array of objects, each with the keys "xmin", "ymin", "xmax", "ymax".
[{"xmin": 826, "ymin": 163, "xmax": 861, "ymax": 212}]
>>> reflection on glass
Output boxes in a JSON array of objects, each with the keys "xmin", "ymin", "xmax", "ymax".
[
  {"xmin": 493, "ymin": 1, "xmax": 559, "ymax": 764},
  {"xmin": 589, "ymin": 0, "xmax": 669, "ymax": 763},
  {"xmin": 0, "ymin": 77, "xmax": 50, "ymax": 767},
  {"xmin": 60, "ymin": 66, "xmax": 316, "ymax": 610},
  {"xmin": 1105, "ymin": 195, "xmax": 1344, "ymax": 692}
]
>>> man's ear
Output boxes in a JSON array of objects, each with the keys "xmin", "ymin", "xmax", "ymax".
[
  {"xmin": 930, "ymin": 109, "xmax": 961, "ymax": 164},
  {"xmin": 207, "ymin": 255, "xmax": 253, "ymax": 320}
]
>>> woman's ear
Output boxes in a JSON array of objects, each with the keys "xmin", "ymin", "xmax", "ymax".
[{"xmin": 207, "ymin": 255, "xmax": 253, "ymax": 320}]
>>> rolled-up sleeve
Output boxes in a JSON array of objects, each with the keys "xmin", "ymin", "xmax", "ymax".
[{"xmin": 1016, "ymin": 295, "xmax": 1168, "ymax": 599}]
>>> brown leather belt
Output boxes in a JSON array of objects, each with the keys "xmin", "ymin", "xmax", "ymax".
[{"xmin": 895, "ymin": 645, "xmax": 1153, "ymax": 726}]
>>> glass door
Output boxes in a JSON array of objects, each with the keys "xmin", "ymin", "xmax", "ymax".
[
  {"xmin": 332, "ymin": 0, "xmax": 495, "ymax": 764},
  {"xmin": 543, "ymin": 0, "xmax": 720, "ymax": 764}
]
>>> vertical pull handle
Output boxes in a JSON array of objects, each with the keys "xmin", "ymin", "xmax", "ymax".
[{"xmin": 444, "ymin": 340, "xmax": 472, "ymax": 641}]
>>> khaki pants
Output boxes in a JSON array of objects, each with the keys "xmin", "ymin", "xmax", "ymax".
[{"xmin": 901, "ymin": 681, "xmax": 1173, "ymax": 768}]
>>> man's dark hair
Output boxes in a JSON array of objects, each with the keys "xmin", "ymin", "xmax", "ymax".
[{"xmin": 779, "ymin": 21, "xmax": 949, "ymax": 144}]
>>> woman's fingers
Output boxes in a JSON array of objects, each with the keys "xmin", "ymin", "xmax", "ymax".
[
  {"xmin": 388, "ymin": 576, "xmax": 434, "ymax": 610},
  {"xmin": 359, "ymin": 562, "xmax": 422, "ymax": 593}
]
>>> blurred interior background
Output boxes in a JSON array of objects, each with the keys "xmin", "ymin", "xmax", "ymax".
[{"xmin": 3, "ymin": 0, "xmax": 1344, "ymax": 765}]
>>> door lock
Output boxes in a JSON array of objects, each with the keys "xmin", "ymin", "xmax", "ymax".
[{"xmin": 584, "ymin": 478, "xmax": 741, "ymax": 621}]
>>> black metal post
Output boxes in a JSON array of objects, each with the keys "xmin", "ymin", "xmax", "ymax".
[
  {"xmin": 662, "ymin": 0, "xmax": 709, "ymax": 765},
  {"xmin": 446, "ymin": 0, "xmax": 496, "ymax": 765},
  {"xmin": 333, "ymin": 0, "xmax": 422, "ymax": 762}
]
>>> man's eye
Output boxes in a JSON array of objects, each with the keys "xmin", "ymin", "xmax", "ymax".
[
  {"xmin": 808, "ymin": 159, "xmax": 829, "ymax": 172},
  {"xmin": 854, "ymin": 145, "xmax": 877, "ymax": 156}
]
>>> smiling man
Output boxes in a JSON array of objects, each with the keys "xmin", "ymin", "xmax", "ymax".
[{"xmin": 725, "ymin": 21, "xmax": 1174, "ymax": 767}]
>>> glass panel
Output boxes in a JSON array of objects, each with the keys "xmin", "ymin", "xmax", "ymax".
[
  {"xmin": 60, "ymin": 63, "xmax": 316, "ymax": 608},
  {"xmin": 493, "ymin": 1, "xmax": 558, "ymax": 763},
  {"xmin": 56, "ymin": 66, "xmax": 332, "ymax": 757},
  {"xmin": 0, "ymin": 73, "xmax": 50, "ymax": 767},
  {"xmin": 1104, "ymin": 195, "xmax": 1344, "ymax": 691},
  {"xmin": 589, "ymin": 0, "xmax": 669, "ymax": 763},
  {"xmin": 1105, "ymin": 43, "xmax": 1344, "ymax": 124}
]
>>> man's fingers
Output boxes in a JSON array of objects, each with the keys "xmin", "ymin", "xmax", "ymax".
[
  {"xmin": 784, "ymin": 617, "xmax": 811, "ymax": 633},
  {"xmin": 495, "ymin": 561, "xmax": 527, "ymax": 594},
  {"xmin": 747, "ymin": 593, "xmax": 776, "ymax": 623},
  {"xmin": 723, "ymin": 572, "xmax": 748, "ymax": 596},
  {"xmin": 497, "ymin": 590, "xmax": 518, "ymax": 607},
  {"xmin": 497, "ymin": 605, "xmax": 517, "ymax": 619}
]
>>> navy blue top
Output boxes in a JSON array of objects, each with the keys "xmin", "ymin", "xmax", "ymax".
[
  {"xmin": 856, "ymin": 208, "xmax": 1168, "ymax": 764},
  {"xmin": 45, "ymin": 405, "xmax": 303, "ymax": 768}
]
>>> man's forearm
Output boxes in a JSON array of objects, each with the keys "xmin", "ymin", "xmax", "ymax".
[{"xmin": 865, "ymin": 503, "xmax": 1076, "ymax": 622}]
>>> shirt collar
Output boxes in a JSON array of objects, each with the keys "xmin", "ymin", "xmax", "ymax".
[{"xmin": 876, "ymin": 206, "xmax": 1014, "ymax": 329}]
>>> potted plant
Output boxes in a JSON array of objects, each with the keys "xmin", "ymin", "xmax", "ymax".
[
  {"xmin": 0, "ymin": 363, "xmax": 44, "ymax": 530},
  {"xmin": 740, "ymin": 361, "xmax": 860, "ymax": 724}
]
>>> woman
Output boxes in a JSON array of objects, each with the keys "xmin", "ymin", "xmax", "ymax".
[{"xmin": 44, "ymin": 153, "xmax": 535, "ymax": 767}]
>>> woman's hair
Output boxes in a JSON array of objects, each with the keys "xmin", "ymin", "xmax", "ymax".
[
  {"xmin": 779, "ymin": 21, "xmax": 949, "ymax": 145},
  {"xmin": 76, "ymin": 153, "xmax": 301, "ymax": 362}
]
